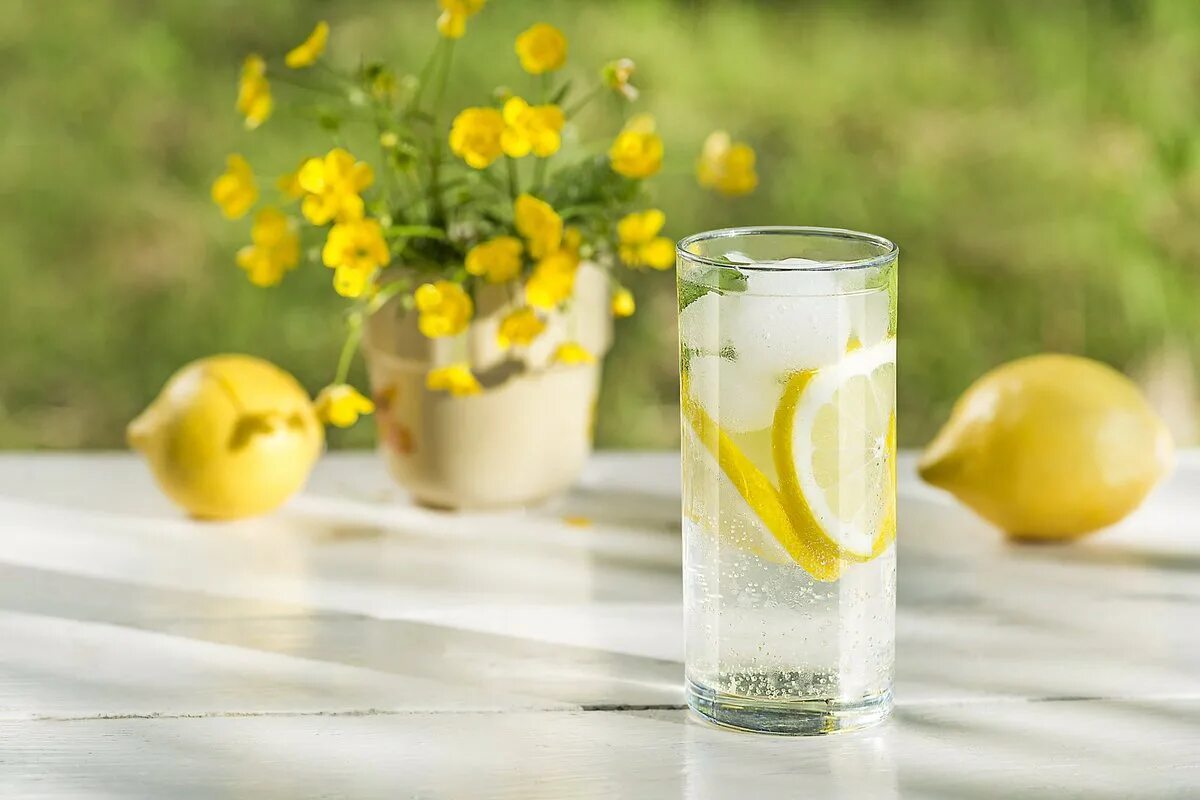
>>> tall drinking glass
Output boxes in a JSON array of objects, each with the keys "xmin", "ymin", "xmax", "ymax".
[{"xmin": 677, "ymin": 227, "xmax": 898, "ymax": 734}]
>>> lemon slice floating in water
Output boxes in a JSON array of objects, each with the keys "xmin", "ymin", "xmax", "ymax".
[
  {"xmin": 682, "ymin": 380, "xmax": 841, "ymax": 582},
  {"xmin": 772, "ymin": 339, "xmax": 896, "ymax": 560},
  {"xmin": 681, "ymin": 423, "xmax": 792, "ymax": 567}
]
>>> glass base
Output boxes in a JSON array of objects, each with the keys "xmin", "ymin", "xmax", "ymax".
[{"xmin": 686, "ymin": 679, "xmax": 892, "ymax": 736}]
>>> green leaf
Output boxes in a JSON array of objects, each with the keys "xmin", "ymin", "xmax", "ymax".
[
  {"xmin": 678, "ymin": 266, "xmax": 748, "ymax": 311},
  {"xmin": 715, "ymin": 266, "xmax": 749, "ymax": 292}
]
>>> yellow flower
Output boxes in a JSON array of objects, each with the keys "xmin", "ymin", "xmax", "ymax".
[
  {"xmin": 437, "ymin": 0, "xmax": 486, "ymax": 39},
  {"xmin": 449, "ymin": 107, "xmax": 506, "ymax": 169},
  {"xmin": 426, "ymin": 364, "xmax": 482, "ymax": 396},
  {"xmin": 602, "ymin": 58, "xmax": 638, "ymax": 102},
  {"xmin": 321, "ymin": 218, "xmax": 390, "ymax": 297},
  {"xmin": 236, "ymin": 208, "xmax": 300, "ymax": 287},
  {"xmin": 612, "ymin": 287, "xmax": 636, "ymax": 317},
  {"xmin": 496, "ymin": 307, "xmax": 546, "ymax": 349},
  {"xmin": 285, "ymin": 21, "xmax": 329, "ymax": 69},
  {"xmin": 515, "ymin": 23, "xmax": 567, "ymax": 74},
  {"xmin": 609, "ymin": 114, "xmax": 663, "ymax": 179},
  {"xmin": 414, "ymin": 280, "xmax": 474, "ymax": 338},
  {"xmin": 465, "ymin": 236, "xmax": 523, "ymax": 283},
  {"xmin": 298, "ymin": 148, "xmax": 374, "ymax": 225},
  {"xmin": 501, "ymin": 97, "xmax": 565, "ymax": 159},
  {"xmin": 524, "ymin": 249, "xmax": 578, "ymax": 310},
  {"xmin": 211, "ymin": 154, "xmax": 258, "ymax": 219},
  {"xmin": 315, "ymin": 384, "xmax": 375, "ymax": 428},
  {"xmin": 617, "ymin": 209, "xmax": 674, "ymax": 270},
  {"xmin": 641, "ymin": 238, "xmax": 675, "ymax": 268},
  {"xmin": 322, "ymin": 218, "xmax": 389, "ymax": 273},
  {"xmin": 236, "ymin": 54, "xmax": 272, "ymax": 129},
  {"xmin": 514, "ymin": 193, "xmax": 563, "ymax": 259},
  {"xmin": 697, "ymin": 131, "xmax": 758, "ymax": 196},
  {"xmin": 330, "ymin": 268, "xmax": 372, "ymax": 298},
  {"xmin": 553, "ymin": 342, "xmax": 595, "ymax": 365}
]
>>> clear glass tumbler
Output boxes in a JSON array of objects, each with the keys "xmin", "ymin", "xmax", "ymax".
[{"xmin": 677, "ymin": 227, "xmax": 898, "ymax": 734}]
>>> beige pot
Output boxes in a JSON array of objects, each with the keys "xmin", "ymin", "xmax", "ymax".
[{"xmin": 363, "ymin": 263, "xmax": 613, "ymax": 509}]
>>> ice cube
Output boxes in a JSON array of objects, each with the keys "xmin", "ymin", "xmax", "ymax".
[
  {"xmin": 687, "ymin": 352, "xmax": 784, "ymax": 433},
  {"xmin": 745, "ymin": 258, "xmax": 839, "ymax": 295},
  {"xmin": 678, "ymin": 292, "xmax": 731, "ymax": 354},
  {"xmin": 848, "ymin": 289, "xmax": 891, "ymax": 347},
  {"xmin": 682, "ymin": 259, "xmax": 854, "ymax": 385},
  {"xmin": 719, "ymin": 269, "xmax": 853, "ymax": 374}
]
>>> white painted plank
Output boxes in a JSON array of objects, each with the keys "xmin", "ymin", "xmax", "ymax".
[
  {"xmin": 0, "ymin": 452, "xmax": 1197, "ymax": 719},
  {"xmin": 2, "ymin": 700, "xmax": 1198, "ymax": 799},
  {"xmin": 0, "ymin": 610, "xmax": 570, "ymax": 720}
]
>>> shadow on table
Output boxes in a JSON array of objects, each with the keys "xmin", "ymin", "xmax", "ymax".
[
  {"xmin": 546, "ymin": 484, "xmax": 681, "ymax": 534},
  {"xmin": 1042, "ymin": 543, "xmax": 1200, "ymax": 574}
]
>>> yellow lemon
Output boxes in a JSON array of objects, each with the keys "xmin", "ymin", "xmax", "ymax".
[
  {"xmin": 918, "ymin": 354, "xmax": 1173, "ymax": 541},
  {"xmin": 127, "ymin": 355, "xmax": 324, "ymax": 520}
]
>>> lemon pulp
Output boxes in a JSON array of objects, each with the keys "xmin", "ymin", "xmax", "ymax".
[{"xmin": 773, "ymin": 340, "xmax": 896, "ymax": 559}]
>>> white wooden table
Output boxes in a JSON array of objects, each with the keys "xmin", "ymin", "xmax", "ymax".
[{"xmin": 0, "ymin": 451, "xmax": 1198, "ymax": 798}]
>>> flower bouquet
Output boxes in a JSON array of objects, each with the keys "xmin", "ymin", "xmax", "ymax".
[{"xmin": 211, "ymin": 1, "xmax": 758, "ymax": 508}]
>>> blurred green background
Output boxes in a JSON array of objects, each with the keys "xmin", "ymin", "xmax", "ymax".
[{"xmin": 3, "ymin": 0, "xmax": 1198, "ymax": 450}]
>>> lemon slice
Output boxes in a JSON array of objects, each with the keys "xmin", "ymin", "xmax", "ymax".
[
  {"xmin": 772, "ymin": 339, "xmax": 896, "ymax": 559},
  {"xmin": 682, "ymin": 383, "xmax": 841, "ymax": 582},
  {"xmin": 682, "ymin": 423, "xmax": 792, "ymax": 566}
]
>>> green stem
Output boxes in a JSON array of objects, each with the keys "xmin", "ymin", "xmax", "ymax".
[
  {"xmin": 564, "ymin": 83, "xmax": 604, "ymax": 118},
  {"xmin": 479, "ymin": 168, "xmax": 506, "ymax": 192},
  {"xmin": 373, "ymin": 120, "xmax": 399, "ymax": 215},
  {"xmin": 532, "ymin": 157, "xmax": 548, "ymax": 194},
  {"xmin": 397, "ymin": 169, "xmax": 426, "ymax": 217},
  {"xmin": 409, "ymin": 40, "xmax": 444, "ymax": 114},
  {"xmin": 315, "ymin": 60, "xmax": 358, "ymax": 91},
  {"xmin": 505, "ymin": 156, "xmax": 520, "ymax": 201},
  {"xmin": 284, "ymin": 104, "xmax": 376, "ymax": 126},
  {"xmin": 555, "ymin": 202, "xmax": 607, "ymax": 219},
  {"xmin": 334, "ymin": 312, "xmax": 365, "ymax": 384},
  {"xmin": 432, "ymin": 41, "xmax": 455, "ymax": 116},
  {"xmin": 368, "ymin": 278, "xmax": 412, "ymax": 315},
  {"xmin": 268, "ymin": 71, "xmax": 344, "ymax": 97},
  {"xmin": 384, "ymin": 225, "xmax": 447, "ymax": 240},
  {"xmin": 428, "ymin": 40, "xmax": 457, "ymax": 225}
]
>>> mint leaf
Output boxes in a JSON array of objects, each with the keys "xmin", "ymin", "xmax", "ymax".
[{"xmin": 678, "ymin": 265, "xmax": 748, "ymax": 311}]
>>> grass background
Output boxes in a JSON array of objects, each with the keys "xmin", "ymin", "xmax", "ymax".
[{"xmin": 2, "ymin": 0, "xmax": 1198, "ymax": 450}]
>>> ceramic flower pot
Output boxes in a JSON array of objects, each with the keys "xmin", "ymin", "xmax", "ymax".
[{"xmin": 362, "ymin": 263, "xmax": 613, "ymax": 509}]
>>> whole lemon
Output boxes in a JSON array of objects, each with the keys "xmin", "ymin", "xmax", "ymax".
[
  {"xmin": 918, "ymin": 354, "xmax": 1173, "ymax": 541},
  {"xmin": 128, "ymin": 355, "xmax": 324, "ymax": 520}
]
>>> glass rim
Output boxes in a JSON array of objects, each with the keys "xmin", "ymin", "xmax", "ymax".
[{"xmin": 675, "ymin": 226, "xmax": 899, "ymax": 272}]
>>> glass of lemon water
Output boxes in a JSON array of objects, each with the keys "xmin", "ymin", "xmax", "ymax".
[{"xmin": 677, "ymin": 227, "xmax": 898, "ymax": 734}]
